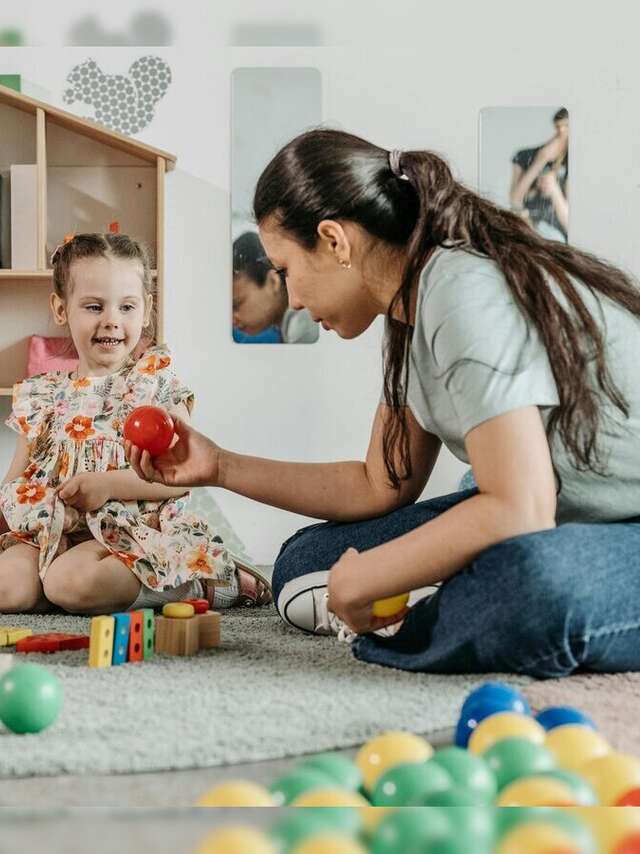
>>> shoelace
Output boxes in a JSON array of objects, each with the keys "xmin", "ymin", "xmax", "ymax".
[{"xmin": 318, "ymin": 592, "xmax": 356, "ymax": 644}]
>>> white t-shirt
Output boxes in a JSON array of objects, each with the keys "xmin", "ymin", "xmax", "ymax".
[{"xmin": 384, "ymin": 244, "xmax": 640, "ymax": 524}]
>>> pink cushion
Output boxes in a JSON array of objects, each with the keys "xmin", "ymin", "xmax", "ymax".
[{"xmin": 27, "ymin": 336, "xmax": 78, "ymax": 377}]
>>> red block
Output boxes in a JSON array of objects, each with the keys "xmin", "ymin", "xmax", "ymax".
[
  {"xmin": 15, "ymin": 632, "xmax": 90, "ymax": 653},
  {"xmin": 128, "ymin": 611, "xmax": 144, "ymax": 662}
]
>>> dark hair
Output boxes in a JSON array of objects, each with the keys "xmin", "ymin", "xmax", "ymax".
[
  {"xmin": 51, "ymin": 232, "xmax": 155, "ymax": 336},
  {"xmin": 233, "ymin": 231, "xmax": 277, "ymax": 286},
  {"xmin": 253, "ymin": 128, "xmax": 640, "ymax": 491},
  {"xmin": 553, "ymin": 107, "xmax": 569, "ymax": 122}
]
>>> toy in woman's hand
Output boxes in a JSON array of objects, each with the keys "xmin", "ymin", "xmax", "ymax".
[
  {"xmin": 372, "ymin": 592, "xmax": 410, "ymax": 618},
  {"xmin": 123, "ymin": 405, "xmax": 175, "ymax": 456}
]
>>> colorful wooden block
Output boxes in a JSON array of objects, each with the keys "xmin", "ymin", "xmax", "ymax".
[
  {"xmin": 6, "ymin": 628, "xmax": 32, "ymax": 644},
  {"xmin": 197, "ymin": 611, "xmax": 221, "ymax": 650},
  {"xmin": 0, "ymin": 630, "xmax": 10, "ymax": 647},
  {"xmin": 111, "ymin": 613, "xmax": 131, "ymax": 665},
  {"xmin": 89, "ymin": 616, "xmax": 115, "ymax": 668},
  {"xmin": 128, "ymin": 611, "xmax": 144, "ymax": 662},
  {"xmin": 155, "ymin": 615, "xmax": 199, "ymax": 656},
  {"xmin": 141, "ymin": 608, "xmax": 155, "ymax": 660},
  {"xmin": 15, "ymin": 633, "xmax": 89, "ymax": 653}
]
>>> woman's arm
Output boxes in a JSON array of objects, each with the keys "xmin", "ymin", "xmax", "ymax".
[
  {"xmin": 329, "ymin": 406, "xmax": 557, "ymax": 628},
  {"xmin": 0, "ymin": 435, "xmax": 30, "ymax": 534}
]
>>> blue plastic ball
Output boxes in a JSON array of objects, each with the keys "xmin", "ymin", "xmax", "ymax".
[
  {"xmin": 535, "ymin": 705, "xmax": 596, "ymax": 731},
  {"xmin": 456, "ymin": 683, "xmax": 531, "ymax": 748}
]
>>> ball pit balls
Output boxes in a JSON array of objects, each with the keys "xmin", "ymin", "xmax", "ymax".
[
  {"xmin": 496, "ymin": 775, "xmax": 579, "ymax": 807},
  {"xmin": 456, "ymin": 683, "xmax": 531, "ymax": 748},
  {"xmin": 295, "ymin": 835, "xmax": 367, "ymax": 854},
  {"xmin": 580, "ymin": 751, "xmax": 640, "ymax": 806},
  {"xmin": 196, "ymin": 827, "xmax": 276, "ymax": 854},
  {"xmin": 544, "ymin": 724, "xmax": 610, "ymax": 771},
  {"xmin": 371, "ymin": 593, "xmax": 409, "ymax": 618},
  {"xmin": 123, "ymin": 405, "xmax": 174, "ymax": 456},
  {"xmin": 299, "ymin": 751, "xmax": 363, "ymax": 791},
  {"xmin": 371, "ymin": 759, "xmax": 452, "ymax": 807},
  {"xmin": 430, "ymin": 746, "xmax": 497, "ymax": 802},
  {"xmin": 0, "ymin": 663, "xmax": 62, "ymax": 734},
  {"xmin": 497, "ymin": 821, "xmax": 586, "ymax": 854},
  {"xmin": 468, "ymin": 712, "xmax": 545, "ymax": 754},
  {"xmin": 194, "ymin": 780, "xmax": 274, "ymax": 807},
  {"xmin": 482, "ymin": 737, "xmax": 555, "ymax": 791},
  {"xmin": 535, "ymin": 704, "xmax": 596, "ymax": 731},
  {"xmin": 269, "ymin": 767, "xmax": 336, "ymax": 806},
  {"xmin": 355, "ymin": 731, "xmax": 433, "ymax": 793}
]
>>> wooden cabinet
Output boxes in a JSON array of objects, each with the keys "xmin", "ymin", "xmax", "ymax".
[{"xmin": 0, "ymin": 84, "xmax": 176, "ymax": 394}]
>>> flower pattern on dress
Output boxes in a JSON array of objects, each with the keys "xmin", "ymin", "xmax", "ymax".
[{"xmin": 0, "ymin": 345, "xmax": 235, "ymax": 590}]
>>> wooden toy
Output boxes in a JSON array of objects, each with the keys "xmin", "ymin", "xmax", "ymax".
[
  {"xmin": 162, "ymin": 602, "xmax": 194, "ymax": 619},
  {"xmin": 128, "ymin": 611, "xmax": 144, "ymax": 662},
  {"xmin": 183, "ymin": 598, "xmax": 209, "ymax": 614},
  {"xmin": 15, "ymin": 633, "xmax": 89, "ymax": 653},
  {"xmin": 197, "ymin": 610, "xmax": 221, "ymax": 649},
  {"xmin": 88, "ymin": 616, "xmax": 115, "ymax": 668},
  {"xmin": 0, "ymin": 626, "xmax": 33, "ymax": 646},
  {"xmin": 155, "ymin": 613, "xmax": 199, "ymax": 656},
  {"xmin": 141, "ymin": 608, "xmax": 155, "ymax": 660},
  {"xmin": 111, "ymin": 613, "xmax": 131, "ymax": 665}
]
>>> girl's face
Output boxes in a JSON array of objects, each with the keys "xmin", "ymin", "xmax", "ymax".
[
  {"xmin": 259, "ymin": 217, "xmax": 389, "ymax": 339},
  {"xmin": 232, "ymin": 269, "xmax": 285, "ymax": 335},
  {"xmin": 50, "ymin": 255, "xmax": 151, "ymax": 376}
]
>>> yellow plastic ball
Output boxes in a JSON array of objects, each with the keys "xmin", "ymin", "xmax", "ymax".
[
  {"xmin": 579, "ymin": 751, "xmax": 640, "ymax": 806},
  {"xmin": 291, "ymin": 788, "xmax": 377, "ymax": 833},
  {"xmin": 577, "ymin": 805, "xmax": 640, "ymax": 852},
  {"xmin": 162, "ymin": 602, "xmax": 195, "ymax": 618},
  {"xmin": 355, "ymin": 731, "xmax": 433, "ymax": 793},
  {"xmin": 544, "ymin": 724, "xmax": 610, "ymax": 772},
  {"xmin": 196, "ymin": 826, "xmax": 276, "ymax": 854},
  {"xmin": 498, "ymin": 822, "xmax": 581, "ymax": 854},
  {"xmin": 467, "ymin": 712, "xmax": 545, "ymax": 754},
  {"xmin": 497, "ymin": 775, "xmax": 578, "ymax": 807},
  {"xmin": 294, "ymin": 835, "xmax": 368, "ymax": 854},
  {"xmin": 371, "ymin": 594, "xmax": 410, "ymax": 618},
  {"xmin": 195, "ymin": 780, "xmax": 275, "ymax": 807}
]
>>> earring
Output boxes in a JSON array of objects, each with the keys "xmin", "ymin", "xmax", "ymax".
[{"xmin": 339, "ymin": 259, "xmax": 352, "ymax": 270}]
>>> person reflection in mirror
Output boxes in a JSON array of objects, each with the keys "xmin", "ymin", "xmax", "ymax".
[
  {"xmin": 509, "ymin": 108, "xmax": 569, "ymax": 242},
  {"xmin": 232, "ymin": 231, "xmax": 319, "ymax": 343}
]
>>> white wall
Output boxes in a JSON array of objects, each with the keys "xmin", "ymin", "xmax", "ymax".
[{"xmin": 1, "ymin": 4, "xmax": 639, "ymax": 562}]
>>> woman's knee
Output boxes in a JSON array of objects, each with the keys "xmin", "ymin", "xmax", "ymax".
[{"xmin": 272, "ymin": 521, "xmax": 336, "ymax": 596}]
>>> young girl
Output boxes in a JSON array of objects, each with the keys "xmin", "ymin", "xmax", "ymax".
[
  {"xmin": 129, "ymin": 128, "xmax": 640, "ymax": 679},
  {"xmin": 232, "ymin": 231, "xmax": 318, "ymax": 343},
  {"xmin": 0, "ymin": 233, "xmax": 269, "ymax": 615}
]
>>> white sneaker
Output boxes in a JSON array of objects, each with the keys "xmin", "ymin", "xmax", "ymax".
[{"xmin": 276, "ymin": 571, "xmax": 355, "ymax": 643}]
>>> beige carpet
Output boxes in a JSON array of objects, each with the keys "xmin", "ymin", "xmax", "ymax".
[{"xmin": 524, "ymin": 672, "xmax": 640, "ymax": 753}]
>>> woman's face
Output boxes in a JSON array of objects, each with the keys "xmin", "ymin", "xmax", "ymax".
[
  {"xmin": 258, "ymin": 217, "xmax": 383, "ymax": 339},
  {"xmin": 232, "ymin": 270, "xmax": 284, "ymax": 335}
]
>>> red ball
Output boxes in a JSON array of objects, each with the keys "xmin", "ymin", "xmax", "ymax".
[{"xmin": 123, "ymin": 406, "xmax": 174, "ymax": 456}]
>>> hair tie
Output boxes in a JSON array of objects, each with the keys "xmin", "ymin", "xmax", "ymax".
[
  {"xmin": 389, "ymin": 148, "xmax": 408, "ymax": 180},
  {"xmin": 50, "ymin": 233, "xmax": 76, "ymax": 266}
]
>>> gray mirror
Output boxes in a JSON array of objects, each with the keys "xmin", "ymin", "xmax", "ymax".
[
  {"xmin": 479, "ymin": 106, "xmax": 569, "ymax": 242},
  {"xmin": 231, "ymin": 67, "xmax": 321, "ymax": 344}
]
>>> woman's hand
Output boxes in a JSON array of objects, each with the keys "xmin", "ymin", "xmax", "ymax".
[
  {"xmin": 327, "ymin": 547, "xmax": 410, "ymax": 635},
  {"xmin": 56, "ymin": 473, "xmax": 111, "ymax": 513},
  {"xmin": 125, "ymin": 416, "xmax": 222, "ymax": 488}
]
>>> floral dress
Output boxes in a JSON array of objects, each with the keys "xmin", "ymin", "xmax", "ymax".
[{"xmin": 0, "ymin": 345, "xmax": 237, "ymax": 591}]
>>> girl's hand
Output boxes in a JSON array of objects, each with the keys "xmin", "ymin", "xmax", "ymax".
[
  {"xmin": 125, "ymin": 417, "xmax": 222, "ymax": 488},
  {"xmin": 327, "ymin": 547, "xmax": 410, "ymax": 635},
  {"xmin": 56, "ymin": 473, "xmax": 110, "ymax": 512}
]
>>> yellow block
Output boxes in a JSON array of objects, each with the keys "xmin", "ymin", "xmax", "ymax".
[
  {"xmin": 0, "ymin": 631, "xmax": 9, "ymax": 647},
  {"xmin": 162, "ymin": 602, "xmax": 194, "ymax": 619},
  {"xmin": 6, "ymin": 628, "xmax": 32, "ymax": 644},
  {"xmin": 88, "ymin": 616, "xmax": 115, "ymax": 668}
]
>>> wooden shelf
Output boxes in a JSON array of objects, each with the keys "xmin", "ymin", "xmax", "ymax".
[
  {"xmin": 0, "ymin": 388, "xmax": 13, "ymax": 396},
  {"xmin": 0, "ymin": 269, "xmax": 158, "ymax": 279}
]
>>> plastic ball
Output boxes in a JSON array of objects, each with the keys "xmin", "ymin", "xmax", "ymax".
[
  {"xmin": 482, "ymin": 737, "xmax": 556, "ymax": 791},
  {"xmin": 270, "ymin": 810, "xmax": 359, "ymax": 852},
  {"xmin": 291, "ymin": 788, "xmax": 376, "ymax": 833},
  {"xmin": 457, "ymin": 682, "xmax": 531, "ymax": 748},
  {"xmin": 269, "ymin": 767, "xmax": 334, "ymax": 806},
  {"xmin": 580, "ymin": 752, "xmax": 640, "ymax": 806},
  {"xmin": 497, "ymin": 822, "xmax": 587, "ymax": 854},
  {"xmin": 294, "ymin": 835, "xmax": 367, "ymax": 854},
  {"xmin": 371, "ymin": 759, "xmax": 452, "ymax": 807},
  {"xmin": 371, "ymin": 808, "xmax": 452, "ymax": 854},
  {"xmin": 0, "ymin": 663, "xmax": 62, "ymax": 734},
  {"xmin": 576, "ymin": 806, "xmax": 640, "ymax": 854},
  {"xmin": 123, "ymin": 405, "xmax": 174, "ymax": 456},
  {"xmin": 535, "ymin": 705, "xmax": 596, "ymax": 732},
  {"xmin": 535, "ymin": 769, "xmax": 598, "ymax": 806},
  {"xmin": 194, "ymin": 780, "xmax": 274, "ymax": 807},
  {"xmin": 371, "ymin": 593, "xmax": 409, "ymax": 618},
  {"xmin": 468, "ymin": 712, "xmax": 545, "ymax": 755},
  {"xmin": 298, "ymin": 752, "xmax": 362, "ymax": 791},
  {"xmin": 421, "ymin": 785, "xmax": 490, "ymax": 807},
  {"xmin": 430, "ymin": 746, "xmax": 497, "ymax": 802},
  {"xmin": 497, "ymin": 775, "xmax": 579, "ymax": 807},
  {"xmin": 355, "ymin": 731, "xmax": 433, "ymax": 793},
  {"xmin": 196, "ymin": 827, "xmax": 276, "ymax": 854},
  {"xmin": 544, "ymin": 724, "xmax": 610, "ymax": 771}
]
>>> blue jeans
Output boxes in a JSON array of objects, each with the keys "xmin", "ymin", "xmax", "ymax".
[{"xmin": 272, "ymin": 488, "xmax": 640, "ymax": 678}]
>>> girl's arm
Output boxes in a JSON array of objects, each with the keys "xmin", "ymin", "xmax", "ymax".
[
  {"xmin": 329, "ymin": 405, "xmax": 557, "ymax": 629},
  {"xmin": 0, "ymin": 435, "xmax": 30, "ymax": 534}
]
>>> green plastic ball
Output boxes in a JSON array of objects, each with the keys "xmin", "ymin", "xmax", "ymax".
[
  {"xmin": 371, "ymin": 759, "xmax": 452, "ymax": 807},
  {"xmin": 299, "ymin": 752, "xmax": 362, "ymax": 791},
  {"xmin": 371, "ymin": 808, "xmax": 452, "ymax": 854},
  {"xmin": 270, "ymin": 808, "xmax": 359, "ymax": 852},
  {"xmin": 482, "ymin": 737, "xmax": 556, "ymax": 790},
  {"xmin": 431, "ymin": 746, "xmax": 498, "ymax": 802},
  {"xmin": 0, "ymin": 663, "xmax": 62, "ymax": 734},
  {"xmin": 269, "ymin": 767, "xmax": 334, "ymax": 806},
  {"xmin": 496, "ymin": 806, "xmax": 596, "ymax": 851},
  {"xmin": 421, "ymin": 786, "xmax": 489, "ymax": 807},
  {"xmin": 536, "ymin": 768, "xmax": 598, "ymax": 806}
]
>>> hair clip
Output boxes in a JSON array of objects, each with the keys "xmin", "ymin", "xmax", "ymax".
[{"xmin": 50, "ymin": 233, "xmax": 76, "ymax": 265}]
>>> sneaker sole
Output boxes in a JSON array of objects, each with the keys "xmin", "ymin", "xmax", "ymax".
[{"xmin": 276, "ymin": 570, "xmax": 329, "ymax": 634}]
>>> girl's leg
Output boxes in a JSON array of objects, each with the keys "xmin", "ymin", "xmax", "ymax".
[
  {"xmin": 0, "ymin": 543, "xmax": 51, "ymax": 613},
  {"xmin": 273, "ymin": 489, "xmax": 640, "ymax": 676},
  {"xmin": 43, "ymin": 540, "xmax": 142, "ymax": 615}
]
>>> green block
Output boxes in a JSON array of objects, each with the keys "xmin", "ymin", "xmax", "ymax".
[
  {"xmin": 0, "ymin": 75, "xmax": 21, "ymax": 92},
  {"xmin": 141, "ymin": 608, "xmax": 155, "ymax": 659}
]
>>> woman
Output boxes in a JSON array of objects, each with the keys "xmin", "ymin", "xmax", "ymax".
[{"xmin": 128, "ymin": 128, "xmax": 640, "ymax": 678}]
